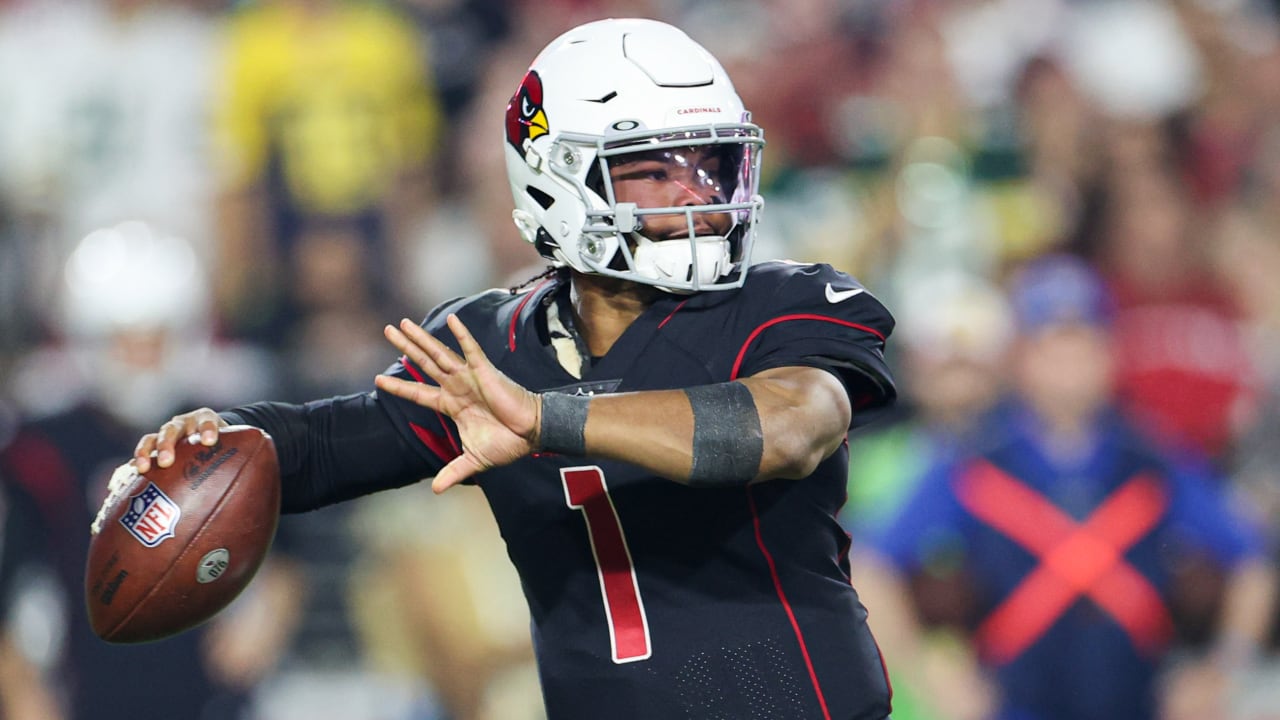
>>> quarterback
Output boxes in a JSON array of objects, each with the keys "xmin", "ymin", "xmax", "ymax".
[{"xmin": 135, "ymin": 19, "xmax": 897, "ymax": 719}]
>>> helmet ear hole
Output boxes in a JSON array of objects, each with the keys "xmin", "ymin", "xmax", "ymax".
[{"xmin": 533, "ymin": 227, "xmax": 559, "ymax": 259}]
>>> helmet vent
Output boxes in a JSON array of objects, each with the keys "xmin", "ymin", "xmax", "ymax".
[{"xmin": 527, "ymin": 186, "xmax": 555, "ymax": 210}]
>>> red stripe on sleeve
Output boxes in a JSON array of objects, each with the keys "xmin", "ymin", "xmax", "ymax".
[{"xmin": 729, "ymin": 314, "xmax": 886, "ymax": 380}]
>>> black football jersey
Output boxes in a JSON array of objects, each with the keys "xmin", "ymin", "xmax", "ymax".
[{"xmin": 378, "ymin": 261, "xmax": 896, "ymax": 720}]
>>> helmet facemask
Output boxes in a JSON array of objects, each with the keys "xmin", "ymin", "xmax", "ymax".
[{"xmin": 558, "ymin": 125, "xmax": 764, "ymax": 293}]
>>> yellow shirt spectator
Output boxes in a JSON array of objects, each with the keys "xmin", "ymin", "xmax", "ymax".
[{"xmin": 217, "ymin": 0, "xmax": 439, "ymax": 216}]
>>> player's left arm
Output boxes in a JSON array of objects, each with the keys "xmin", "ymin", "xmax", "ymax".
[
  {"xmin": 378, "ymin": 314, "xmax": 865, "ymax": 492},
  {"xmin": 581, "ymin": 364, "xmax": 850, "ymax": 485}
]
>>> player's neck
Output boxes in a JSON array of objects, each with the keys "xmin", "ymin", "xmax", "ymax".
[{"xmin": 568, "ymin": 272, "xmax": 662, "ymax": 357}]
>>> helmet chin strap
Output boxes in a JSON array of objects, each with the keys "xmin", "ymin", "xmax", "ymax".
[{"xmin": 631, "ymin": 233, "xmax": 732, "ymax": 292}]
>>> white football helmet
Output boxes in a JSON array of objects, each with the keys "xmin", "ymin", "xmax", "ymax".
[{"xmin": 504, "ymin": 18, "xmax": 765, "ymax": 293}]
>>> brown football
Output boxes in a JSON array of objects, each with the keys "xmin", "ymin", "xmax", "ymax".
[{"xmin": 85, "ymin": 425, "xmax": 280, "ymax": 643}]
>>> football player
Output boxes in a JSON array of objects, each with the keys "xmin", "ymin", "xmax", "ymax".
[{"xmin": 134, "ymin": 19, "xmax": 897, "ymax": 719}]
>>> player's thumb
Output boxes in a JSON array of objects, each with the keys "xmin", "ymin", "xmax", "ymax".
[{"xmin": 431, "ymin": 458, "xmax": 478, "ymax": 494}]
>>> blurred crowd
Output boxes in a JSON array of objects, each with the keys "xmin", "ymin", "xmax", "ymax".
[{"xmin": 1, "ymin": 0, "xmax": 1279, "ymax": 718}]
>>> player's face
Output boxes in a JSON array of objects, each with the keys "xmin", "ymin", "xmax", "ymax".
[{"xmin": 608, "ymin": 146, "xmax": 734, "ymax": 240}]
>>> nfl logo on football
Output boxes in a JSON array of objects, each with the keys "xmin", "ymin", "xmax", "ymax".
[{"xmin": 120, "ymin": 483, "xmax": 182, "ymax": 547}]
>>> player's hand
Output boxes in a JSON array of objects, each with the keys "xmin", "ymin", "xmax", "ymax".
[
  {"xmin": 377, "ymin": 315, "xmax": 540, "ymax": 493},
  {"xmin": 133, "ymin": 408, "xmax": 228, "ymax": 473}
]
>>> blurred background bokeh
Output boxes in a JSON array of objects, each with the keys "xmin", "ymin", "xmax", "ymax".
[{"xmin": 1, "ymin": 0, "xmax": 1279, "ymax": 718}]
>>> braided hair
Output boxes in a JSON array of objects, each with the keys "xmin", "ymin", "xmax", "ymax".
[{"xmin": 509, "ymin": 265, "xmax": 569, "ymax": 294}]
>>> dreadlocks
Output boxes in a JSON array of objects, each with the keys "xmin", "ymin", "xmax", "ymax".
[{"xmin": 509, "ymin": 265, "xmax": 569, "ymax": 294}]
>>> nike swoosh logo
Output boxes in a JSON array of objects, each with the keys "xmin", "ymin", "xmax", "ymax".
[{"xmin": 825, "ymin": 283, "xmax": 866, "ymax": 303}]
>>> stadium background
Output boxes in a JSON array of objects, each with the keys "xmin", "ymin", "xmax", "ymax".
[{"xmin": 1, "ymin": 0, "xmax": 1279, "ymax": 718}]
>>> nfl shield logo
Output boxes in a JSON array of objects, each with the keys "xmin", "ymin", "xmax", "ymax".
[{"xmin": 119, "ymin": 482, "xmax": 182, "ymax": 548}]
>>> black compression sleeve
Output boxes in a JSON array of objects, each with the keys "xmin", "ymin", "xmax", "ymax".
[{"xmin": 219, "ymin": 393, "xmax": 433, "ymax": 514}]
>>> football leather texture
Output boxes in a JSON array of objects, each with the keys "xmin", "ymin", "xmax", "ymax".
[{"xmin": 85, "ymin": 425, "xmax": 280, "ymax": 643}]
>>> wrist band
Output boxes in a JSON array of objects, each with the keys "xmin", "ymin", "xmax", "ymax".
[
  {"xmin": 540, "ymin": 392, "xmax": 590, "ymax": 455},
  {"xmin": 685, "ymin": 382, "xmax": 763, "ymax": 487}
]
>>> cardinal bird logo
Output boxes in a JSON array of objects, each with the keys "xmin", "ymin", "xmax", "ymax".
[{"xmin": 506, "ymin": 70, "xmax": 549, "ymax": 155}]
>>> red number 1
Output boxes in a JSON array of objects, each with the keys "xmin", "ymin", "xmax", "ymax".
[{"xmin": 561, "ymin": 466, "xmax": 652, "ymax": 663}]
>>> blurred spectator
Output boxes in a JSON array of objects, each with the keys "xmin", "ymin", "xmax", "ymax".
[
  {"xmin": 826, "ymin": 3, "xmax": 981, "ymax": 280},
  {"xmin": 213, "ymin": 0, "xmax": 442, "ymax": 368},
  {"xmin": 843, "ymin": 270, "xmax": 1014, "ymax": 538},
  {"xmin": 209, "ymin": 4, "xmax": 450, "ymax": 702},
  {"xmin": 0, "ymin": 476, "xmax": 64, "ymax": 719},
  {"xmin": 1212, "ymin": 200, "xmax": 1280, "ymax": 668},
  {"xmin": 0, "ymin": 223, "xmax": 293, "ymax": 720},
  {"xmin": 1213, "ymin": 205, "xmax": 1280, "ymax": 535},
  {"xmin": 348, "ymin": 483, "xmax": 544, "ymax": 720},
  {"xmin": 0, "ymin": 0, "xmax": 224, "ymax": 331},
  {"xmin": 9, "ymin": 221, "xmax": 275, "ymax": 423},
  {"xmin": 0, "ymin": 195, "xmax": 24, "ymax": 373},
  {"xmin": 249, "ymin": 502, "xmax": 443, "ymax": 720},
  {"xmin": 841, "ymin": 271, "xmax": 1014, "ymax": 720},
  {"xmin": 1007, "ymin": 53, "xmax": 1097, "ymax": 258},
  {"xmin": 855, "ymin": 255, "xmax": 1276, "ymax": 720},
  {"xmin": 1057, "ymin": 0, "xmax": 1205, "ymax": 123},
  {"xmin": 1170, "ymin": 0, "xmax": 1274, "ymax": 208},
  {"xmin": 398, "ymin": 0, "xmax": 510, "ymax": 176},
  {"xmin": 1097, "ymin": 140, "xmax": 1258, "ymax": 463},
  {"xmin": 411, "ymin": 0, "xmax": 509, "ymax": 119}
]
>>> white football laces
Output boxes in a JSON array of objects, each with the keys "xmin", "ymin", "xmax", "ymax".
[{"xmin": 90, "ymin": 462, "xmax": 143, "ymax": 536}]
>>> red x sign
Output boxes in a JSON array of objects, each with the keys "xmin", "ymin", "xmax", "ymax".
[{"xmin": 955, "ymin": 461, "xmax": 1174, "ymax": 665}]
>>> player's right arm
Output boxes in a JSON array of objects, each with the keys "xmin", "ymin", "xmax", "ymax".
[
  {"xmin": 133, "ymin": 392, "xmax": 444, "ymax": 513},
  {"xmin": 134, "ymin": 294, "xmax": 494, "ymax": 510}
]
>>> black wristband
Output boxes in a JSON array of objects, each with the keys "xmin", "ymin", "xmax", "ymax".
[{"xmin": 539, "ymin": 392, "xmax": 590, "ymax": 455}]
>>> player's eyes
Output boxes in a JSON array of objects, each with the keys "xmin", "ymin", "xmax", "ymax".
[{"xmin": 612, "ymin": 163, "xmax": 669, "ymax": 182}]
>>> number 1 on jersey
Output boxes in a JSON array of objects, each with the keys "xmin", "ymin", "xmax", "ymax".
[{"xmin": 561, "ymin": 466, "xmax": 652, "ymax": 663}]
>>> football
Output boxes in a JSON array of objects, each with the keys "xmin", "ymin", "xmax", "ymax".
[{"xmin": 85, "ymin": 425, "xmax": 280, "ymax": 643}]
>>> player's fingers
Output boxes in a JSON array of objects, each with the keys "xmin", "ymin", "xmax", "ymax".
[
  {"xmin": 399, "ymin": 318, "xmax": 464, "ymax": 373},
  {"xmin": 375, "ymin": 374, "xmax": 444, "ymax": 411},
  {"xmin": 155, "ymin": 417, "xmax": 190, "ymax": 468},
  {"xmin": 134, "ymin": 433, "xmax": 159, "ymax": 473},
  {"xmin": 446, "ymin": 314, "xmax": 490, "ymax": 370},
  {"xmin": 195, "ymin": 413, "xmax": 224, "ymax": 446},
  {"xmin": 384, "ymin": 324, "xmax": 448, "ymax": 382}
]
